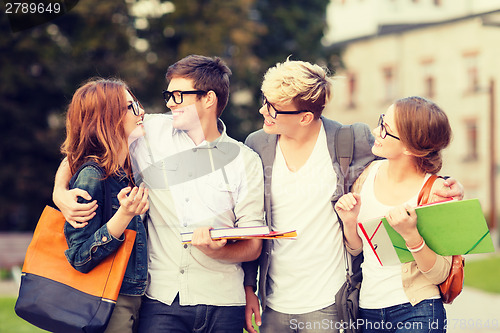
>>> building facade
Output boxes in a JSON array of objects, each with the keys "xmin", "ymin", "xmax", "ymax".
[{"xmin": 324, "ymin": 1, "xmax": 500, "ymax": 227}]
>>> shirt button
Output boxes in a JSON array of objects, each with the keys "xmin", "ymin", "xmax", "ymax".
[
  {"xmin": 184, "ymin": 244, "xmax": 188, "ymax": 249},
  {"xmin": 411, "ymin": 298, "xmax": 416, "ymax": 302},
  {"xmin": 180, "ymin": 269, "xmax": 185, "ymax": 274},
  {"xmin": 192, "ymin": 148, "xmax": 197, "ymax": 152},
  {"xmin": 102, "ymin": 236, "xmax": 108, "ymax": 242}
]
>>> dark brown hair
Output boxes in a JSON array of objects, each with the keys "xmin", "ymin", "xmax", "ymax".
[
  {"xmin": 394, "ymin": 96, "xmax": 452, "ymax": 174},
  {"xmin": 166, "ymin": 55, "xmax": 232, "ymax": 118}
]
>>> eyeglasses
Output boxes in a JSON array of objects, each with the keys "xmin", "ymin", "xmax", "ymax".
[
  {"xmin": 262, "ymin": 96, "xmax": 311, "ymax": 119},
  {"xmin": 162, "ymin": 90, "xmax": 207, "ymax": 105},
  {"xmin": 127, "ymin": 100, "xmax": 142, "ymax": 116},
  {"xmin": 378, "ymin": 114, "xmax": 400, "ymax": 140}
]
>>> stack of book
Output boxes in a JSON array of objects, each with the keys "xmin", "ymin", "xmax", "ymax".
[{"xmin": 181, "ymin": 225, "xmax": 297, "ymax": 243}]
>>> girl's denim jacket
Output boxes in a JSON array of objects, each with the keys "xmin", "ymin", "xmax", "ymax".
[{"xmin": 64, "ymin": 163, "xmax": 148, "ymax": 296}]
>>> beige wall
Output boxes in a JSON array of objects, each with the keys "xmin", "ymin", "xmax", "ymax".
[{"xmin": 324, "ymin": 16, "xmax": 500, "ymax": 225}]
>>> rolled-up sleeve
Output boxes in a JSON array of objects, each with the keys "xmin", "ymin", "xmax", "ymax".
[
  {"xmin": 233, "ymin": 146, "xmax": 265, "ymax": 229},
  {"xmin": 420, "ymin": 254, "xmax": 452, "ymax": 284},
  {"xmin": 64, "ymin": 167, "xmax": 124, "ymax": 273}
]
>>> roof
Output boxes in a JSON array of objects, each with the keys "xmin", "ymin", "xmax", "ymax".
[{"xmin": 326, "ymin": 9, "xmax": 500, "ymax": 50}]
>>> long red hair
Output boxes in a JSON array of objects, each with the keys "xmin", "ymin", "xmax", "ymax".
[{"xmin": 61, "ymin": 78, "xmax": 133, "ymax": 180}]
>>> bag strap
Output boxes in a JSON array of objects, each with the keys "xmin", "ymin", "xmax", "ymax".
[
  {"xmin": 335, "ymin": 125, "xmax": 354, "ymax": 195},
  {"xmin": 417, "ymin": 174, "xmax": 438, "ymax": 206},
  {"xmin": 335, "ymin": 125, "xmax": 359, "ymax": 274}
]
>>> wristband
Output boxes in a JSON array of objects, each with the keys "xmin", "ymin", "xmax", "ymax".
[{"xmin": 407, "ymin": 237, "xmax": 426, "ymax": 253}]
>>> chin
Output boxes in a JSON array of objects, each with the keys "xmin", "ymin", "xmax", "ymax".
[{"xmin": 371, "ymin": 146, "xmax": 384, "ymax": 158}]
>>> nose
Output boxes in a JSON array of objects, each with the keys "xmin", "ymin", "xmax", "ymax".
[
  {"xmin": 138, "ymin": 104, "xmax": 145, "ymax": 117},
  {"xmin": 166, "ymin": 97, "xmax": 177, "ymax": 110},
  {"xmin": 259, "ymin": 104, "xmax": 266, "ymax": 116}
]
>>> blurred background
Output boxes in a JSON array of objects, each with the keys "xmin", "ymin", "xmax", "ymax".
[
  {"xmin": 1, "ymin": 0, "xmax": 499, "ymax": 234},
  {"xmin": 1, "ymin": 0, "xmax": 500, "ymax": 331}
]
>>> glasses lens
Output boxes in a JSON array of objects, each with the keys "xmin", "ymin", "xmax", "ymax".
[
  {"xmin": 378, "ymin": 115, "xmax": 386, "ymax": 139},
  {"xmin": 133, "ymin": 101, "xmax": 140, "ymax": 116},
  {"xmin": 266, "ymin": 100, "xmax": 277, "ymax": 119},
  {"xmin": 163, "ymin": 91, "xmax": 172, "ymax": 103}
]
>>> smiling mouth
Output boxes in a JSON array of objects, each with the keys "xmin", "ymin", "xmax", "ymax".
[
  {"xmin": 264, "ymin": 119, "xmax": 275, "ymax": 126},
  {"xmin": 136, "ymin": 120, "xmax": 143, "ymax": 126}
]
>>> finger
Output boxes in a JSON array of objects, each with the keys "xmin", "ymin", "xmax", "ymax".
[
  {"xmin": 254, "ymin": 307, "xmax": 262, "ymax": 327},
  {"xmin": 245, "ymin": 310, "xmax": 254, "ymax": 333},
  {"xmin": 69, "ymin": 200, "xmax": 98, "ymax": 213},
  {"xmin": 71, "ymin": 211, "xmax": 97, "ymax": 222},
  {"xmin": 443, "ymin": 177, "xmax": 456, "ymax": 186},
  {"xmin": 128, "ymin": 186, "xmax": 139, "ymax": 200},
  {"xmin": 137, "ymin": 189, "xmax": 149, "ymax": 214},
  {"xmin": 70, "ymin": 188, "xmax": 93, "ymax": 201},
  {"xmin": 213, "ymin": 238, "xmax": 227, "ymax": 247},
  {"xmin": 135, "ymin": 185, "xmax": 145, "ymax": 200},
  {"xmin": 66, "ymin": 220, "xmax": 89, "ymax": 228},
  {"xmin": 405, "ymin": 204, "xmax": 417, "ymax": 218},
  {"xmin": 118, "ymin": 187, "xmax": 132, "ymax": 201}
]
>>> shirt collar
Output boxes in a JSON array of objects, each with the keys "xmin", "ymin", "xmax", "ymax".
[{"xmin": 172, "ymin": 119, "xmax": 231, "ymax": 154}]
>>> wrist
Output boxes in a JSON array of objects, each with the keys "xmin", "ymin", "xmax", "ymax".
[{"xmin": 406, "ymin": 237, "xmax": 425, "ymax": 253}]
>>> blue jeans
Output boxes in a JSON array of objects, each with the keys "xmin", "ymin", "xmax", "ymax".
[
  {"xmin": 260, "ymin": 304, "xmax": 339, "ymax": 333},
  {"xmin": 360, "ymin": 299, "xmax": 446, "ymax": 333},
  {"xmin": 137, "ymin": 295, "xmax": 245, "ymax": 333}
]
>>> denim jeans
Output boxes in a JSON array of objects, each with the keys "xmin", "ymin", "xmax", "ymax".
[
  {"xmin": 259, "ymin": 303, "xmax": 339, "ymax": 333},
  {"xmin": 137, "ymin": 295, "xmax": 245, "ymax": 333},
  {"xmin": 360, "ymin": 299, "xmax": 446, "ymax": 333}
]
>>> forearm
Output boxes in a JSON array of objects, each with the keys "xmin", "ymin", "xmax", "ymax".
[
  {"xmin": 404, "ymin": 233, "xmax": 437, "ymax": 272},
  {"xmin": 54, "ymin": 158, "xmax": 71, "ymax": 191},
  {"xmin": 106, "ymin": 208, "xmax": 134, "ymax": 239},
  {"xmin": 53, "ymin": 158, "xmax": 72, "ymax": 207},
  {"xmin": 343, "ymin": 225, "xmax": 363, "ymax": 252},
  {"xmin": 209, "ymin": 239, "xmax": 262, "ymax": 263}
]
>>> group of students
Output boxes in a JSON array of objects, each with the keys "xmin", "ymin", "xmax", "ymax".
[{"xmin": 53, "ymin": 54, "xmax": 463, "ymax": 333}]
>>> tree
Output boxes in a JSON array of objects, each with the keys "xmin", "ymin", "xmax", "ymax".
[
  {"xmin": 0, "ymin": 0, "xmax": 143, "ymax": 230},
  {"xmin": 0, "ymin": 0, "xmax": 332, "ymax": 231}
]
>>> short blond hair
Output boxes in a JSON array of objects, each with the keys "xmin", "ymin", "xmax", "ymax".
[{"xmin": 261, "ymin": 59, "xmax": 333, "ymax": 119}]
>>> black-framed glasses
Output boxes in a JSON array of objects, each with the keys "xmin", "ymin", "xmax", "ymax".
[
  {"xmin": 262, "ymin": 96, "xmax": 310, "ymax": 119},
  {"xmin": 162, "ymin": 90, "xmax": 207, "ymax": 105},
  {"xmin": 127, "ymin": 100, "xmax": 142, "ymax": 116},
  {"xmin": 378, "ymin": 114, "xmax": 400, "ymax": 140}
]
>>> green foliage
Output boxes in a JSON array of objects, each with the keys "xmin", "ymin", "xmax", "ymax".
[
  {"xmin": 0, "ymin": 0, "xmax": 331, "ymax": 231},
  {"xmin": 464, "ymin": 254, "xmax": 500, "ymax": 294}
]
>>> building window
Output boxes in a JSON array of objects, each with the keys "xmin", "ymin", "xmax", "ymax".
[
  {"xmin": 464, "ymin": 53, "xmax": 479, "ymax": 93},
  {"xmin": 464, "ymin": 118, "xmax": 479, "ymax": 161},
  {"xmin": 347, "ymin": 73, "xmax": 357, "ymax": 108},
  {"xmin": 383, "ymin": 67, "xmax": 397, "ymax": 102},
  {"xmin": 422, "ymin": 60, "xmax": 435, "ymax": 98}
]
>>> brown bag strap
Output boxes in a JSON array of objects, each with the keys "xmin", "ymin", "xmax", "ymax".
[{"xmin": 417, "ymin": 174, "xmax": 438, "ymax": 206}]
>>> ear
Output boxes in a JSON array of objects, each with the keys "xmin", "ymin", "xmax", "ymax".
[
  {"xmin": 299, "ymin": 112, "xmax": 315, "ymax": 127},
  {"xmin": 402, "ymin": 147, "xmax": 414, "ymax": 156},
  {"xmin": 204, "ymin": 90, "xmax": 218, "ymax": 110}
]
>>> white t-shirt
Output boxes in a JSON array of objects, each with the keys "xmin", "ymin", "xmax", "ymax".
[
  {"xmin": 266, "ymin": 124, "xmax": 345, "ymax": 314},
  {"xmin": 357, "ymin": 160, "xmax": 431, "ymax": 309}
]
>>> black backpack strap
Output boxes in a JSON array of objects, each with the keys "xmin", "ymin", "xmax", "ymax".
[
  {"xmin": 334, "ymin": 125, "xmax": 362, "ymax": 275},
  {"xmin": 335, "ymin": 125, "xmax": 354, "ymax": 195}
]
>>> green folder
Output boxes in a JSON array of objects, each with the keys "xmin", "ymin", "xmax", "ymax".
[{"xmin": 381, "ymin": 199, "xmax": 495, "ymax": 263}]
